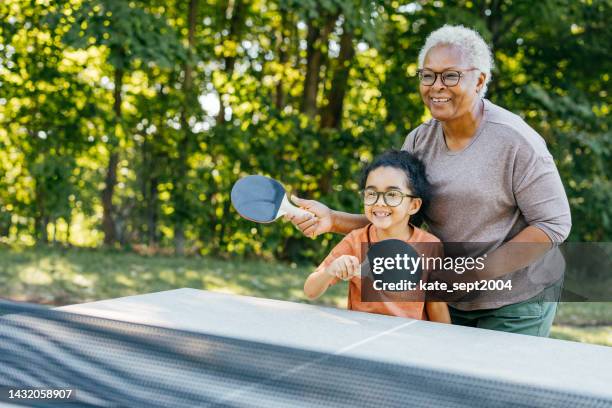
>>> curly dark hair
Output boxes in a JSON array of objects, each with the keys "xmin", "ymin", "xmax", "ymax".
[{"xmin": 359, "ymin": 150, "xmax": 431, "ymax": 227}]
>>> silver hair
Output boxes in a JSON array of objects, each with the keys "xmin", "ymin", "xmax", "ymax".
[{"xmin": 418, "ymin": 25, "xmax": 494, "ymax": 97}]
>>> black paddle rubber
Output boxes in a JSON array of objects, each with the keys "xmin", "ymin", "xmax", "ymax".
[{"xmin": 231, "ymin": 175, "xmax": 287, "ymax": 223}]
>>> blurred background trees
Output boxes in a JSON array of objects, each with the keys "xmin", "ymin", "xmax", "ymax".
[{"xmin": 1, "ymin": 0, "xmax": 610, "ymax": 262}]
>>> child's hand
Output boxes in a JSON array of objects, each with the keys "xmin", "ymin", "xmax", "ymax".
[{"xmin": 326, "ymin": 255, "xmax": 360, "ymax": 281}]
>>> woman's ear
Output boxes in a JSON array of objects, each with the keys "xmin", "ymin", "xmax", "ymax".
[{"xmin": 476, "ymin": 72, "xmax": 486, "ymax": 94}]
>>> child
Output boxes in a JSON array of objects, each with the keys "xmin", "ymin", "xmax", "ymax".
[{"xmin": 304, "ymin": 150, "xmax": 450, "ymax": 323}]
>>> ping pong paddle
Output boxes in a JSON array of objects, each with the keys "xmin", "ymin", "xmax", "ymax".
[
  {"xmin": 231, "ymin": 175, "xmax": 313, "ymax": 223},
  {"xmin": 360, "ymin": 239, "xmax": 423, "ymax": 302}
]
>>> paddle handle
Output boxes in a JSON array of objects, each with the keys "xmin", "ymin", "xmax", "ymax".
[{"xmin": 279, "ymin": 195, "xmax": 314, "ymax": 219}]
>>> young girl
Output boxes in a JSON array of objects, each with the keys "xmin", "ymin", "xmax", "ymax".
[{"xmin": 304, "ymin": 150, "xmax": 450, "ymax": 323}]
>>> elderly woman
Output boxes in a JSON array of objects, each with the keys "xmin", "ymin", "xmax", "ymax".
[{"xmin": 288, "ymin": 25, "xmax": 571, "ymax": 336}]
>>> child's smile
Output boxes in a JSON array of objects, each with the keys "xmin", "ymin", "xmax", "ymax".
[
  {"xmin": 369, "ymin": 203, "xmax": 399, "ymax": 229},
  {"xmin": 372, "ymin": 208, "xmax": 391, "ymax": 217}
]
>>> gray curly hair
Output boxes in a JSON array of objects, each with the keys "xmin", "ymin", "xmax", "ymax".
[{"xmin": 417, "ymin": 25, "xmax": 494, "ymax": 97}]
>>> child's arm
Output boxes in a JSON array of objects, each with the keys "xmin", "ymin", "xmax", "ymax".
[
  {"xmin": 304, "ymin": 255, "xmax": 359, "ymax": 300},
  {"xmin": 426, "ymin": 302, "xmax": 451, "ymax": 324}
]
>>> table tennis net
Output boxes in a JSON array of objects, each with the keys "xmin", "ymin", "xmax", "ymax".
[{"xmin": 1, "ymin": 300, "xmax": 610, "ymax": 408}]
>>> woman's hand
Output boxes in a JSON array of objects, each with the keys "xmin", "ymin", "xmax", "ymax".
[
  {"xmin": 285, "ymin": 195, "xmax": 334, "ymax": 238},
  {"xmin": 326, "ymin": 255, "xmax": 360, "ymax": 281}
]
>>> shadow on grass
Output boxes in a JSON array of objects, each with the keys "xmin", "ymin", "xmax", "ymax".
[{"xmin": 0, "ymin": 245, "xmax": 346, "ymax": 308}]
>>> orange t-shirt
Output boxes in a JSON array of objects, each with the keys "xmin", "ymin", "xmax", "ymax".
[{"xmin": 315, "ymin": 224, "xmax": 443, "ymax": 320}]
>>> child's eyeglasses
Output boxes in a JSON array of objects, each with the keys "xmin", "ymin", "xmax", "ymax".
[{"xmin": 361, "ymin": 189, "xmax": 418, "ymax": 207}]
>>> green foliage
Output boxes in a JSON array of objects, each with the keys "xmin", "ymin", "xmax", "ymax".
[
  {"xmin": 0, "ymin": 0, "xmax": 610, "ymax": 259},
  {"xmin": 49, "ymin": 0, "xmax": 187, "ymax": 69},
  {"xmin": 0, "ymin": 0, "xmax": 106, "ymax": 242}
]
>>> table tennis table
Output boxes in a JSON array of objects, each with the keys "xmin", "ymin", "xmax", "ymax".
[{"xmin": 2, "ymin": 288, "xmax": 612, "ymax": 407}]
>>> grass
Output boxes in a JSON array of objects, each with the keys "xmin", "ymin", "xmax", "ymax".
[
  {"xmin": 550, "ymin": 325, "xmax": 612, "ymax": 347},
  {"xmin": 1, "ymin": 245, "xmax": 610, "ymax": 347},
  {"xmin": 0, "ymin": 245, "xmax": 346, "ymax": 307}
]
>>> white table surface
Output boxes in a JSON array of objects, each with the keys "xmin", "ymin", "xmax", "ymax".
[{"xmin": 59, "ymin": 288, "xmax": 612, "ymax": 400}]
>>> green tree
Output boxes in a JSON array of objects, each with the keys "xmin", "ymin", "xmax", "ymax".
[{"xmin": 51, "ymin": 0, "xmax": 186, "ymax": 245}]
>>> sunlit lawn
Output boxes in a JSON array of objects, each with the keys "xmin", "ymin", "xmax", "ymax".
[
  {"xmin": 1, "ymin": 245, "xmax": 610, "ymax": 347},
  {"xmin": 0, "ymin": 245, "xmax": 346, "ymax": 307}
]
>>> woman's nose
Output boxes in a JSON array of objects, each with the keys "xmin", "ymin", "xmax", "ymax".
[{"xmin": 431, "ymin": 74, "xmax": 447, "ymax": 91}]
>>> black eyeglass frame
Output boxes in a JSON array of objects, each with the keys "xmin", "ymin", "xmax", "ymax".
[
  {"xmin": 416, "ymin": 68, "xmax": 480, "ymax": 87},
  {"xmin": 360, "ymin": 189, "xmax": 419, "ymax": 207}
]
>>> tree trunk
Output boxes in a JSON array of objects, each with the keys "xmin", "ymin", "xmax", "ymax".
[
  {"xmin": 321, "ymin": 28, "xmax": 354, "ymax": 129},
  {"xmin": 52, "ymin": 218, "xmax": 57, "ymax": 245},
  {"xmin": 36, "ymin": 215, "xmax": 49, "ymax": 244},
  {"xmin": 174, "ymin": 0, "xmax": 199, "ymax": 255},
  {"xmin": 33, "ymin": 177, "xmax": 48, "ymax": 244},
  {"xmin": 274, "ymin": 12, "xmax": 289, "ymax": 110},
  {"xmin": 102, "ymin": 152, "xmax": 119, "ymax": 245},
  {"xmin": 317, "ymin": 23, "xmax": 352, "ymax": 194},
  {"xmin": 148, "ymin": 176, "xmax": 159, "ymax": 245},
  {"xmin": 140, "ymin": 134, "xmax": 159, "ymax": 246},
  {"xmin": 216, "ymin": 0, "xmax": 244, "ymax": 125},
  {"xmin": 0, "ymin": 210, "xmax": 12, "ymax": 237},
  {"xmin": 302, "ymin": 16, "xmax": 336, "ymax": 118},
  {"xmin": 139, "ymin": 136, "xmax": 149, "ymax": 244},
  {"xmin": 66, "ymin": 213, "xmax": 72, "ymax": 247},
  {"xmin": 218, "ymin": 198, "xmax": 232, "ymax": 251},
  {"xmin": 102, "ymin": 66, "xmax": 123, "ymax": 245}
]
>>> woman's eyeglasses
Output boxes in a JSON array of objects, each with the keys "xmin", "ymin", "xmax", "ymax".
[{"xmin": 417, "ymin": 68, "xmax": 479, "ymax": 87}]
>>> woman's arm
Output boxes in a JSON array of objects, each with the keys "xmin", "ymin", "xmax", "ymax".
[
  {"xmin": 330, "ymin": 211, "xmax": 370, "ymax": 235},
  {"xmin": 476, "ymin": 151, "xmax": 571, "ymax": 279},
  {"xmin": 286, "ymin": 196, "xmax": 368, "ymax": 237},
  {"xmin": 478, "ymin": 226, "xmax": 552, "ymax": 278},
  {"xmin": 445, "ymin": 150, "xmax": 570, "ymax": 281}
]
